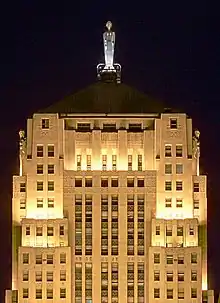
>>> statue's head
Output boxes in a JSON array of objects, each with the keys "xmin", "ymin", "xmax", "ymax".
[
  {"xmin": 195, "ymin": 129, "xmax": 200, "ymax": 139},
  {"xmin": 106, "ymin": 21, "xmax": 112, "ymax": 31},
  {"xmin": 19, "ymin": 130, "xmax": 25, "ymax": 139}
]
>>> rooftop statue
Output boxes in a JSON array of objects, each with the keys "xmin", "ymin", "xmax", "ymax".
[{"xmin": 103, "ymin": 21, "xmax": 115, "ymax": 69}]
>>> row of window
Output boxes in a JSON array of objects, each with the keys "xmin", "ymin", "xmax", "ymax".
[
  {"xmin": 42, "ymin": 118, "xmax": 179, "ymax": 131},
  {"xmin": 155, "ymin": 225, "xmax": 195, "ymax": 236},
  {"xmin": 37, "ymin": 164, "xmax": 54, "ymax": 174},
  {"xmin": 20, "ymin": 181, "xmax": 55, "ymax": 192},
  {"xmin": 25, "ymin": 225, "xmax": 65, "ymax": 237},
  {"xmin": 20, "ymin": 197, "xmax": 55, "ymax": 209},
  {"xmin": 165, "ymin": 163, "xmax": 183, "ymax": 174},
  {"xmin": 22, "ymin": 252, "xmax": 66, "ymax": 264},
  {"xmin": 22, "ymin": 288, "xmax": 66, "ymax": 299},
  {"xmin": 153, "ymin": 269, "xmax": 198, "ymax": 282},
  {"xmin": 23, "ymin": 269, "xmax": 67, "ymax": 282},
  {"xmin": 37, "ymin": 145, "xmax": 54, "ymax": 157},
  {"xmin": 153, "ymin": 287, "xmax": 198, "ymax": 299},
  {"xmin": 154, "ymin": 253, "xmax": 197, "ymax": 264}
]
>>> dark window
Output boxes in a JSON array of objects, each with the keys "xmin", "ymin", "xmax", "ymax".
[
  {"xmin": 42, "ymin": 119, "xmax": 49, "ymax": 129},
  {"xmin": 193, "ymin": 182, "xmax": 199, "ymax": 192},
  {"xmin": 48, "ymin": 145, "xmax": 54, "ymax": 157},
  {"xmin": 48, "ymin": 164, "xmax": 54, "ymax": 174},
  {"xmin": 37, "ymin": 164, "xmax": 43, "ymax": 174},
  {"xmin": 20, "ymin": 183, "xmax": 26, "ymax": 192},
  {"xmin": 127, "ymin": 178, "xmax": 134, "ymax": 187},
  {"xmin": 101, "ymin": 178, "xmax": 108, "ymax": 187},
  {"xmin": 77, "ymin": 123, "xmax": 91, "ymax": 132},
  {"xmin": 103, "ymin": 123, "xmax": 117, "ymax": 131},
  {"xmin": 137, "ymin": 178, "xmax": 144, "ymax": 187},
  {"xmin": 75, "ymin": 179, "xmax": 82, "ymax": 187},
  {"xmin": 37, "ymin": 145, "xmax": 43, "ymax": 157},
  {"xmin": 85, "ymin": 178, "xmax": 92, "ymax": 187},
  {"xmin": 170, "ymin": 118, "xmax": 177, "ymax": 129},
  {"xmin": 60, "ymin": 225, "xmax": 64, "ymax": 236},
  {"xmin": 128, "ymin": 123, "xmax": 142, "ymax": 132},
  {"xmin": 111, "ymin": 178, "xmax": 118, "ymax": 187}
]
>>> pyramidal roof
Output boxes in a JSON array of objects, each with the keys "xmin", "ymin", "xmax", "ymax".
[
  {"xmin": 39, "ymin": 22, "xmax": 169, "ymax": 115},
  {"xmin": 39, "ymin": 82, "xmax": 166, "ymax": 114}
]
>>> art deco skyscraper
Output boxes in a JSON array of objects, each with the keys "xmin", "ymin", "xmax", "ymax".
[{"xmin": 5, "ymin": 22, "xmax": 214, "ymax": 303}]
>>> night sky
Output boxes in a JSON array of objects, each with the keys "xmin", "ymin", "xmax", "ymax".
[{"xmin": 0, "ymin": 1, "xmax": 219, "ymax": 302}]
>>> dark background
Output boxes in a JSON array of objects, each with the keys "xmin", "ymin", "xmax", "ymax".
[{"xmin": 0, "ymin": 1, "xmax": 219, "ymax": 302}]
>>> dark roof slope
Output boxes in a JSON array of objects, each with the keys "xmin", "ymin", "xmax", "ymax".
[{"xmin": 39, "ymin": 82, "xmax": 168, "ymax": 114}]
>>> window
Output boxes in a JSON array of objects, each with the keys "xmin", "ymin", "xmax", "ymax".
[
  {"xmin": 60, "ymin": 270, "xmax": 66, "ymax": 281},
  {"xmin": 102, "ymin": 155, "xmax": 107, "ymax": 171},
  {"xmin": 176, "ymin": 145, "xmax": 183, "ymax": 157},
  {"xmin": 193, "ymin": 200, "xmax": 199, "ymax": 209},
  {"xmin": 176, "ymin": 164, "xmax": 183, "ymax": 174},
  {"xmin": 167, "ymin": 289, "xmax": 173, "ymax": 299},
  {"xmin": 154, "ymin": 270, "xmax": 160, "ymax": 281},
  {"xmin": 47, "ymin": 289, "xmax": 53, "ymax": 299},
  {"xmin": 154, "ymin": 288, "xmax": 160, "ymax": 299},
  {"xmin": 48, "ymin": 164, "xmax": 54, "ymax": 174},
  {"xmin": 35, "ymin": 271, "xmax": 42, "ymax": 282},
  {"xmin": 191, "ymin": 253, "xmax": 197, "ymax": 264},
  {"xmin": 166, "ymin": 271, "xmax": 173, "ymax": 282},
  {"xmin": 154, "ymin": 253, "xmax": 160, "ymax": 264},
  {"xmin": 191, "ymin": 288, "xmax": 197, "ymax": 298},
  {"xmin": 165, "ymin": 164, "xmax": 172, "ymax": 174},
  {"xmin": 20, "ymin": 199, "xmax": 26, "ymax": 209},
  {"xmin": 177, "ymin": 226, "xmax": 183, "ymax": 236},
  {"xmin": 37, "ymin": 145, "xmax": 43, "ymax": 157},
  {"xmin": 165, "ymin": 145, "xmax": 172, "ymax": 157},
  {"xmin": 60, "ymin": 253, "xmax": 66, "ymax": 264},
  {"xmin": 47, "ymin": 226, "xmax": 54, "ymax": 236},
  {"xmin": 25, "ymin": 226, "xmax": 30, "ymax": 236},
  {"xmin": 36, "ymin": 289, "xmax": 42, "ymax": 299},
  {"xmin": 191, "ymin": 270, "xmax": 197, "ymax": 281},
  {"xmin": 166, "ymin": 227, "xmax": 172, "ymax": 236},
  {"xmin": 103, "ymin": 123, "xmax": 116, "ymax": 131},
  {"xmin": 165, "ymin": 181, "xmax": 172, "ymax": 191},
  {"xmin": 48, "ymin": 145, "xmax": 54, "ymax": 157},
  {"xmin": 58, "ymin": 225, "xmax": 64, "ymax": 236},
  {"xmin": 176, "ymin": 198, "xmax": 183, "ymax": 208},
  {"xmin": 48, "ymin": 198, "xmax": 54, "ymax": 208},
  {"xmin": 170, "ymin": 118, "xmax": 177, "ymax": 129},
  {"xmin": 46, "ymin": 271, "xmax": 53, "ymax": 282},
  {"xmin": 128, "ymin": 123, "xmax": 142, "ymax": 131},
  {"xmin": 37, "ymin": 181, "xmax": 43, "ymax": 191},
  {"xmin": 23, "ymin": 270, "xmax": 29, "ymax": 281},
  {"xmin": 87, "ymin": 155, "xmax": 91, "ymax": 170},
  {"xmin": 48, "ymin": 181, "xmax": 54, "ymax": 191},
  {"xmin": 36, "ymin": 254, "xmax": 42, "ymax": 264},
  {"xmin": 20, "ymin": 183, "xmax": 26, "ymax": 193},
  {"xmin": 166, "ymin": 254, "xmax": 173, "ymax": 264},
  {"xmin": 178, "ymin": 271, "xmax": 184, "ymax": 282},
  {"xmin": 77, "ymin": 123, "xmax": 91, "ymax": 131},
  {"xmin": 23, "ymin": 253, "xmax": 29, "ymax": 264},
  {"xmin": 176, "ymin": 181, "xmax": 183, "ymax": 191},
  {"xmin": 189, "ymin": 226, "xmax": 194, "ymax": 235},
  {"xmin": 37, "ymin": 164, "xmax": 43, "ymax": 174},
  {"xmin": 36, "ymin": 226, "xmax": 43, "ymax": 236},
  {"xmin": 112, "ymin": 155, "xmax": 117, "ymax": 170},
  {"xmin": 37, "ymin": 198, "xmax": 43, "ymax": 208},
  {"xmin": 60, "ymin": 288, "xmax": 66, "ymax": 299},
  {"xmin": 178, "ymin": 288, "xmax": 184, "ymax": 299},
  {"xmin": 85, "ymin": 178, "xmax": 92, "ymax": 187},
  {"xmin": 76, "ymin": 155, "xmax": 81, "ymax": 170},
  {"xmin": 47, "ymin": 254, "xmax": 53, "ymax": 264},
  {"xmin": 178, "ymin": 256, "xmax": 184, "ymax": 264},
  {"xmin": 127, "ymin": 178, "xmax": 134, "ymax": 187},
  {"xmin": 193, "ymin": 182, "xmax": 199, "ymax": 192},
  {"xmin": 137, "ymin": 178, "xmax": 144, "ymax": 187},
  {"xmin": 111, "ymin": 178, "xmax": 118, "ymax": 187},
  {"xmin": 165, "ymin": 198, "xmax": 172, "ymax": 208},
  {"xmin": 156, "ymin": 226, "xmax": 160, "ymax": 235},
  {"xmin": 23, "ymin": 288, "xmax": 29, "ymax": 299},
  {"xmin": 138, "ymin": 155, "xmax": 142, "ymax": 171},
  {"xmin": 128, "ymin": 155, "xmax": 132, "ymax": 171},
  {"xmin": 101, "ymin": 178, "xmax": 108, "ymax": 187},
  {"xmin": 75, "ymin": 178, "xmax": 82, "ymax": 187},
  {"xmin": 42, "ymin": 118, "xmax": 49, "ymax": 129}
]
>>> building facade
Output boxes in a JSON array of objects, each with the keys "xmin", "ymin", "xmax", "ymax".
[{"xmin": 5, "ymin": 22, "xmax": 214, "ymax": 303}]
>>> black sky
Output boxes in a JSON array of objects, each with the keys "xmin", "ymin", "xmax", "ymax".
[{"xmin": 0, "ymin": 1, "xmax": 219, "ymax": 302}]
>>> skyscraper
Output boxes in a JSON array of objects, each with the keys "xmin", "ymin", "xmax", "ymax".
[{"xmin": 5, "ymin": 22, "xmax": 214, "ymax": 303}]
